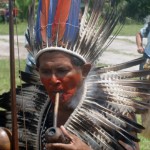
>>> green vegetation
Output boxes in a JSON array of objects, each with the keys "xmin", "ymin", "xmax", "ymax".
[
  {"xmin": 0, "ymin": 22, "xmax": 27, "ymax": 35},
  {"xmin": 139, "ymin": 134, "xmax": 150, "ymax": 150},
  {"xmin": 15, "ymin": 0, "xmax": 34, "ymax": 21},
  {"xmin": 117, "ymin": 24, "xmax": 143, "ymax": 36},
  {"xmin": 136, "ymin": 115, "xmax": 150, "ymax": 150},
  {"xmin": 0, "ymin": 59, "xmax": 26, "ymax": 94},
  {"xmin": 125, "ymin": 0, "xmax": 150, "ymax": 21}
]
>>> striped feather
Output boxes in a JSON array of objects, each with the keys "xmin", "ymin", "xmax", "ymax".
[
  {"xmin": 64, "ymin": 65, "xmax": 150, "ymax": 149},
  {"xmin": 40, "ymin": 0, "xmax": 50, "ymax": 42},
  {"xmin": 47, "ymin": 0, "xmax": 58, "ymax": 39},
  {"xmin": 63, "ymin": 0, "xmax": 80, "ymax": 46},
  {"xmin": 51, "ymin": 0, "xmax": 72, "ymax": 44},
  {"xmin": 35, "ymin": 0, "xmax": 81, "ymax": 48}
]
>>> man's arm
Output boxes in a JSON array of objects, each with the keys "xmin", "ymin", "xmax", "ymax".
[{"xmin": 136, "ymin": 32, "xmax": 144, "ymax": 54}]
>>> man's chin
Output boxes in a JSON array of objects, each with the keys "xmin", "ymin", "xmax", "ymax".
[{"xmin": 60, "ymin": 94, "xmax": 73, "ymax": 104}]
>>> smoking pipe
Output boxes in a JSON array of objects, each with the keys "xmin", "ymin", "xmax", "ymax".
[
  {"xmin": 45, "ymin": 127, "xmax": 70, "ymax": 144},
  {"xmin": 45, "ymin": 93, "xmax": 71, "ymax": 144}
]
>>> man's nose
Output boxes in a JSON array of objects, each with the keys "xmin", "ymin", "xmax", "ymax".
[{"xmin": 50, "ymin": 74, "xmax": 61, "ymax": 85}]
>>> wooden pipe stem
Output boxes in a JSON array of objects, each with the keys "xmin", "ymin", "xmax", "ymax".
[{"xmin": 53, "ymin": 92, "xmax": 60, "ymax": 128}]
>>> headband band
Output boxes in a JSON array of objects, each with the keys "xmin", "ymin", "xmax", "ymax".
[{"xmin": 35, "ymin": 47, "xmax": 87, "ymax": 64}]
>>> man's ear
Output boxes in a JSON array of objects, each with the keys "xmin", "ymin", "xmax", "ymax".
[{"xmin": 81, "ymin": 63, "xmax": 91, "ymax": 77}]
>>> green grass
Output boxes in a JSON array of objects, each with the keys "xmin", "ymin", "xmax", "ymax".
[
  {"xmin": 117, "ymin": 24, "xmax": 143, "ymax": 36},
  {"xmin": 139, "ymin": 135, "xmax": 150, "ymax": 150},
  {"xmin": 111, "ymin": 23, "xmax": 143, "ymax": 36},
  {"xmin": 0, "ymin": 22, "xmax": 27, "ymax": 35},
  {"xmin": 0, "ymin": 59, "xmax": 26, "ymax": 94},
  {"xmin": 136, "ymin": 115, "xmax": 150, "ymax": 150}
]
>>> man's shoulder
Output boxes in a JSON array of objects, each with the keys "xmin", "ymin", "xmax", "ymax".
[{"xmin": 140, "ymin": 23, "xmax": 150, "ymax": 37}]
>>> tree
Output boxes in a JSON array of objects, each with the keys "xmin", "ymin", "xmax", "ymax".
[
  {"xmin": 15, "ymin": 0, "xmax": 37, "ymax": 21},
  {"xmin": 125, "ymin": 0, "xmax": 150, "ymax": 22}
]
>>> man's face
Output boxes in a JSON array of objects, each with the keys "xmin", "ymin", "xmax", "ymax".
[{"xmin": 37, "ymin": 51, "xmax": 85, "ymax": 104}]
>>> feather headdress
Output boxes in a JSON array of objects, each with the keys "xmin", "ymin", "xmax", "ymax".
[
  {"xmin": 1, "ymin": 0, "xmax": 150, "ymax": 150},
  {"xmin": 25, "ymin": 0, "xmax": 125, "ymax": 64}
]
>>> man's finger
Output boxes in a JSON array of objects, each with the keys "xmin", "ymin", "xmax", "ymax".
[
  {"xmin": 60, "ymin": 125, "xmax": 73, "ymax": 140},
  {"xmin": 46, "ymin": 143, "xmax": 72, "ymax": 150}
]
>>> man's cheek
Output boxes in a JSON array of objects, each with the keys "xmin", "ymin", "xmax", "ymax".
[
  {"xmin": 40, "ymin": 78, "xmax": 52, "ymax": 92},
  {"xmin": 41, "ymin": 78, "xmax": 49, "ymax": 86},
  {"xmin": 63, "ymin": 74, "xmax": 81, "ymax": 89}
]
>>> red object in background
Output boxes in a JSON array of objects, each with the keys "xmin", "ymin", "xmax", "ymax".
[{"xmin": 13, "ymin": 8, "xmax": 19, "ymax": 17}]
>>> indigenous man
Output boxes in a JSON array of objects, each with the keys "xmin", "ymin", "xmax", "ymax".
[
  {"xmin": 33, "ymin": 0, "xmax": 141, "ymax": 148},
  {"xmin": 36, "ymin": 49, "xmax": 92, "ymax": 149},
  {"xmin": 0, "ymin": 1, "xmax": 149, "ymax": 150},
  {"xmin": 35, "ymin": 49, "xmax": 140, "ymax": 150}
]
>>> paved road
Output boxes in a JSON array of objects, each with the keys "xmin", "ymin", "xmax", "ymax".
[
  {"xmin": 0, "ymin": 35, "xmax": 27, "ymax": 59},
  {"xmin": 0, "ymin": 35, "xmax": 147, "ymax": 70}
]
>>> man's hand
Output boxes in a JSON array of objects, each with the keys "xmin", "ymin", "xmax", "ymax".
[
  {"xmin": 137, "ymin": 46, "xmax": 144, "ymax": 54},
  {"xmin": 46, "ymin": 125, "xmax": 92, "ymax": 150},
  {"xmin": 136, "ymin": 32, "xmax": 144, "ymax": 54}
]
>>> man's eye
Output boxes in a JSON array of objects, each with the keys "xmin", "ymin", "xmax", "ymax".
[
  {"xmin": 41, "ymin": 70, "xmax": 51, "ymax": 75},
  {"xmin": 57, "ymin": 69, "xmax": 69, "ymax": 73}
]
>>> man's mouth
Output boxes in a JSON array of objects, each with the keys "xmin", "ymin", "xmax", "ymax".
[
  {"xmin": 49, "ymin": 89, "xmax": 74, "ymax": 103},
  {"xmin": 53, "ymin": 90, "xmax": 63, "ymax": 94},
  {"xmin": 51, "ymin": 90, "xmax": 64, "ymax": 98}
]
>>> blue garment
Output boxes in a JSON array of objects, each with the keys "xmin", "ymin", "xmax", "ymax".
[
  {"xmin": 25, "ymin": 53, "xmax": 35, "ymax": 73},
  {"xmin": 140, "ymin": 23, "xmax": 150, "ymax": 57},
  {"xmin": 139, "ymin": 23, "xmax": 150, "ymax": 72}
]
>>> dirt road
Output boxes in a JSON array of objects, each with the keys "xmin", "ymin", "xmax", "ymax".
[{"xmin": 0, "ymin": 35, "xmax": 146, "ymax": 70}]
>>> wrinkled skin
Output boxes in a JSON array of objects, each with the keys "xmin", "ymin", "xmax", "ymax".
[
  {"xmin": 37, "ymin": 51, "xmax": 91, "ymax": 150},
  {"xmin": 37, "ymin": 51, "xmax": 91, "ymax": 104}
]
